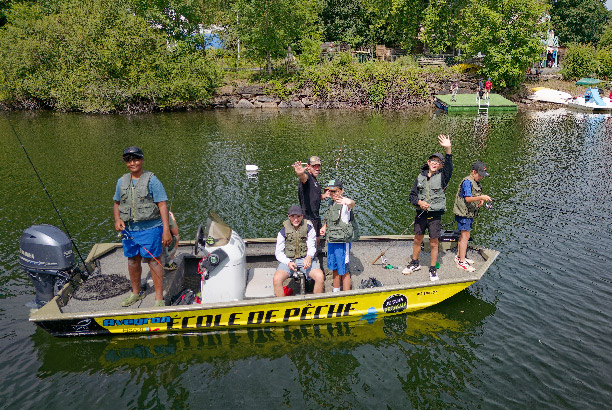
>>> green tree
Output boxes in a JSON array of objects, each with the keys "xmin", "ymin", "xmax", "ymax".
[
  {"xmin": 0, "ymin": 0, "xmax": 220, "ymax": 112},
  {"xmin": 321, "ymin": 0, "xmax": 371, "ymax": 47},
  {"xmin": 361, "ymin": 0, "xmax": 428, "ymax": 51},
  {"xmin": 458, "ymin": 0, "xmax": 549, "ymax": 89},
  {"xmin": 421, "ymin": 0, "xmax": 469, "ymax": 53},
  {"xmin": 560, "ymin": 43, "xmax": 598, "ymax": 78},
  {"xmin": 550, "ymin": 0, "xmax": 610, "ymax": 45},
  {"xmin": 596, "ymin": 46, "xmax": 612, "ymax": 78},
  {"xmin": 599, "ymin": 20, "xmax": 612, "ymax": 47},
  {"xmin": 233, "ymin": 0, "xmax": 322, "ymax": 73}
]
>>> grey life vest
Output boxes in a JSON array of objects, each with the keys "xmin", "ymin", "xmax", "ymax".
[
  {"xmin": 416, "ymin": 173, "xmax": 446, "ymax": 212},
  {"xmin": 324, "ymin": 202, "xmax": 356, "ymax": 243},
  {"xmin": 453, "ymin": 175, "xmax": 482, "ymax": 218},
  {"xmin": 118, "ymin": 171, "xmax": 161, "ymax": 222},
  {"xmin": 282, "ymin": 219, "xmax": 311, "ymax": 259}
]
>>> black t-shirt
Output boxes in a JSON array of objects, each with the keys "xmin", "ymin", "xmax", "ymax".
[{"xmin": 298, "ymin": 172, "xmax": 321, "ymax": 220}]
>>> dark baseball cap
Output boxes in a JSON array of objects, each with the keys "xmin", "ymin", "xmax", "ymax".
[
  {"xmin": 429, "ymin": 153, "xmax": 444, "ymax": 162},
  {"xmin": 472, "ymin": 161, "xmax": 489, "ymax": 177},
  {"xmin": 123, "ymin": 146, "xmax": 144, "ymax": 158},
  {"xmin": 288, "ymin": 205, "xmax": 304, "ymax": 216},
  {"xmin": 326, "ymin": 179, "xmax": 343, "ymax": 190}
]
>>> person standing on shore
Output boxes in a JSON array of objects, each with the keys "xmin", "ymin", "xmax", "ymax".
[
  {"xmin": 484, "ymin": 78, "xmax": 492, "ymax": 100},
  {"xmin": 293, "ymin": 156, "xmax": 330, "ymax": 246},
  {"xmin": 403, "ymin": 135, "xmax": 453, "ymax": 281},
  {"xmin": 113, "ymin": 146, "xmax": 172, "ymax": 307}
]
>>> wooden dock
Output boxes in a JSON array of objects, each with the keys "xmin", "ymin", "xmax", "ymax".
[{"xmin": 435, "ymin": 93, "xmax": 517, "ymax": 114}]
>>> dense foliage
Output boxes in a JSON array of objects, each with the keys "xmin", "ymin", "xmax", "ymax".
[
  {"xmin": 0, "ymin": 0, "xmax": 221, "ymax": 112},
  {"xmin": 560, "ymin": 43, "xmax": 612, "ymax": 79},
  {"xmin": 550, "ymin": 0, "xmax": 610, "ymax": 45}
]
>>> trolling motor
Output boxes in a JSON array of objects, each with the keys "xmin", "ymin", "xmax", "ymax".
[{"xmin": 19, "ymin": 224, "xmax": 82, "ymax": 309}]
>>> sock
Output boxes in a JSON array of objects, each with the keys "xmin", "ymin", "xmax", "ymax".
[{"xmin": 333, "ymin": 287, "xmax": 341, "ymax": 292}]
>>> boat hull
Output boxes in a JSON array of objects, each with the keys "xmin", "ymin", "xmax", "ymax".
[{"xmin": 32, "ymin": 280, "xmax": 476, "ymax": 337}]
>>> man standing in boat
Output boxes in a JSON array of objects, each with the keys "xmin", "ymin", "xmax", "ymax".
[
  {"xmin": 403, "ymin": 135, "xmax": 453, "ymax": 281},
  {"xmin": 273, "ymin": 205, "xmax": 325, "ymax": 296},
  {"xmin": 113, "ymin": 146, "xmax": 172, "ymax": 307},
  {"xmin": 293, "ymin": 156, "xmax": 330, "ymax": 246}
]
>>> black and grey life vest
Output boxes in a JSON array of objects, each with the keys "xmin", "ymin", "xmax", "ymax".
[
  {"xmin": 282, "ymin": 219, "xmax": 311, "ymax": 259},
  {"xmin": 453, "ymin": 175, "xmax": 482, "ymax": 218},
  {"xmin": 118, "ymin": 171, "xmax": 160, "ymax": 222},
  {"xmin": 324, "ymin": 202, "xmax": 355, "ymax": 243},
  {"xmin": 416, "ymin": 173, "xmax": 446, "ymax": 212}
]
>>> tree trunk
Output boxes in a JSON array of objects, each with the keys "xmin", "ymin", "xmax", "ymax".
[{"xmin": 266, "ymin": 50, "xmax": 272, "ymax": 75}]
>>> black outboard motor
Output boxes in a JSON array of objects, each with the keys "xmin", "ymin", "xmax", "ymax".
[{"xmin": 19, "ymin": 224, "xmax": 78, "ymax": 309}]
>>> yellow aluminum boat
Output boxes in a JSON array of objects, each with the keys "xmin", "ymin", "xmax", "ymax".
[{"xmin": 28, "ymin": 212, "xmax": 498, "ymax": 337}]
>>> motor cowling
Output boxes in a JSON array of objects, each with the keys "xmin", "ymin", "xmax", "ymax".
[{"xmin": 19, "ymin": 224, "xmax": 77, "ymax": 308}]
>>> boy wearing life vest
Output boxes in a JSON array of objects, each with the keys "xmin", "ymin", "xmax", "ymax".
[
  {"xmin": 453, "ymin": 161, "xmax": 492, "ymax": 272},
  {"xmin": 320, "ymin": 179, "xmax": 356, "ymax": 292},
  {"xmin": 113, "ymin": 146, "xmax": 172, "ymax": 307},
  {"xmin": 403, "ymin": 135, "xmax": 453, "ymax": 281},
  {"xmin": 273, "ymin": 205, "xmax": 325, "ymax": 297}
]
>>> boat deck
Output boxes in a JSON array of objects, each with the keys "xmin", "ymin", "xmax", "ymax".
[{"xmin": 62, "ymin": 237, "xmax": 491, "ymax": 314}]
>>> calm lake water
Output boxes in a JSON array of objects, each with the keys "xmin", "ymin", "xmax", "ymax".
[{"xmin": 1, "ymin": 108, "xmax": 611, "ymax": 409}]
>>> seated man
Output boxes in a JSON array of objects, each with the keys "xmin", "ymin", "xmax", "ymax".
[{"xmin": 273, "ymin": 205, "xmax": 325, "ymax": 296}]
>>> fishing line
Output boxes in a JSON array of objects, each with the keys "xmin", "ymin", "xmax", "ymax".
[
  {"xmin": 334, "ymin": 136, "xmax": 345, "ymax": 177},
  {"xmin": 120, "ymin": 230, "xmax": 163, "ymax": 267},
  {"xmin": 4, "ymin": 114, "xmax": 90, "ymax": 275}
]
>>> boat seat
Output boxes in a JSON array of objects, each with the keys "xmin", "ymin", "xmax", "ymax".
[{"xmin": 244, "ymin": 268, "xmax": 276, "ymax": 299}]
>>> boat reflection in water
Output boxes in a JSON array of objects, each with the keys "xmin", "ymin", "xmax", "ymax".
[{"xmin": 33, "ymin": 291, "xmax": 495, "ymax": 376}]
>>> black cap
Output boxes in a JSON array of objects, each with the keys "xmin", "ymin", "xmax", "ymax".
[
  {"xmin": 288, "ymin": 205, "xmax": 304, "ymax": 216},
  {"xmin": 472, "ymin": 161, "xmax": 489, "ymax": 177},
  {"xmin": 429, "ymin": 153, "xmax": 444, "ymax": 162},
  {"xmin": 123, "ymin": 146, "xmax": 144, "ymax": 158},
  {"xmin": 326, "ymin": 179, "xmax": 343, "ymax": 190}
]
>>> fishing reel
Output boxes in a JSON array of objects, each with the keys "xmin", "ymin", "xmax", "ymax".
[{"xmin": 484, "ymin": 199, "xmax": 494, "ymax": 210}]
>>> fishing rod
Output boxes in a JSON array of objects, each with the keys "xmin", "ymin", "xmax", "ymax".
[
  {"xmin": 334, "ymin": 136, "xmax": 345, "ymax": 174},
  {"xmin": 5, "ymin": 114, "xmax": 90, "ymax": 275},
  {"xmin": 168, "ymin": 165, "xmax": 180, "ymax": 212},
  {"xmin": 371, "ymin": 210, "xmax": 425, "ymax": 265},
  {"xmin": 120, "ymin": 230, "xmax": 163, "ymax": 267}
]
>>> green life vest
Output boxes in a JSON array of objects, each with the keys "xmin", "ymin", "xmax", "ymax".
[
  {"xmin": 118, "ymin": 171, "xmax": 161, "ymax": 222},
  {"xmin": 324, "ymin": 202, "xmax": 356, "ymax": 243},
  {"xmin": 283, "ymin": 219, "xmax": 311, "ymax": 259},
  {"xmin": 453, "ymin": 175, "xmax": 482, "ymax": 218},
  {"xmin": 416, "ymin": 173, "xmax": 446, "ymax": 212}
]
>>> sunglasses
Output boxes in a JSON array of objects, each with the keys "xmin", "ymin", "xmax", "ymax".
[{"xmin": 123, "ymin": 155, "xmax": 142, "ymax": 162}]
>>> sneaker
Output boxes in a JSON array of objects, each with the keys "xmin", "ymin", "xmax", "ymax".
[
  {"xmin": 154, "ymin": 299, "xmax": 166, "ymax": 307},
  {"xmin": 121, "ymin": 292, "xmax": 145, "ymax": 307},
  {"xmin": 454, "ymin": 255, "xmax": 474, "ymax": 265},
  {"xmin": 402, "ymin": 259, "xmax": 421, "ymax": 275},
  {"xmin": 456, "ymin": 259, "xmax": 476, "ymax": 272},
  {"xmin": 429, "ymin": 267, "xmax": 439, "ymax": 281}
]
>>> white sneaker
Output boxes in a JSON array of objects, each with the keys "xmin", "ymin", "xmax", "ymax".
[
  {"xmin": 429, "ymin": 267, "xmax": 439, "ymax": 281},
  {"xmin": 454, "ymin": 255, "xmax": 474, "ymax": 265},
  {"xmin": 402, "ymin": 259, "xmax": 421, "ymax": 275},
  {"xmin": 456, "ymin": 259, "xmax": 476, "ymax": 272}
]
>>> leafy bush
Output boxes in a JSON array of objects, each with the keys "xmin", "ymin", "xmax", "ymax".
[
  {"xmin": 561, "ymin": 43, "xmax": 598, "ymax": 79},
  {"xmin": 298, "ymin": 35, "xmax": 322, "ymax": 67},
  {"xmin": 0, "ymin": 0, "xmax": 221, "ymax": 112},
  {"xmin": 596, "ymin": 47, "xmax": 612, "ymax": 79}
]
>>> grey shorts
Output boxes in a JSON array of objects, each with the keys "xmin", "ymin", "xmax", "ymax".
[
  {"xmin": 277, "ymin": 257, "xmax": 320, "ymax": 278},
  {"xmin": 413, "ymin": 214, "xmax": 442, "ymax": 239}
]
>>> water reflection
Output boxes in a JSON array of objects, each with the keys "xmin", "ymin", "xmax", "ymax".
[{"xmin": 31, "ymin": 292, "xmax": 494, "ymax": 407}]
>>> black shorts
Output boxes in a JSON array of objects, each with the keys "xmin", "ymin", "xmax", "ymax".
[
  {"xmin": 413, "ymin": 213, "xmax": 442, "ymax": 239},
  {"xmin": 306, "ymin": 217, "xmax": 322, "ymax": 237}
]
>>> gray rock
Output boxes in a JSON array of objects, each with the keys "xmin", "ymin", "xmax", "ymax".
[
  {"xmin": 301, "ymin": 97, "xmax": 313, "ymax": 106},
  {"xmin": 256, "ymin": 95, "xmax": 279, "ymax": 103},
  {"xmin": 217, "ymin": 85, "xmax": 234, "ymax": 95},
  {"xmin": 236, "ymin": 85, "xmax": 264, "ymax": 95},
  {"xmin": 278, "ymin": 101, "xmax": 291, "ymax": 108},
  {"xmin": 290, "ymin": 100, "xmax": 305, "ymax": 108},
  {"xmin": 235, "ymin": 99, "xmax": 254, "ymax": 108}
]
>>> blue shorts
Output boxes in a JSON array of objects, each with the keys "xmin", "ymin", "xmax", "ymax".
[
  {"xmin": 277, "ymin": 257, "xmax": 320, "ymax": 279},
  {"xmin": 122, "ymin": 226, "xmax": 163, "ymax": 258},
  {"xmin": 455, "ymin": 215, "xmax": 474, "ymax": 231},
  {"xmin": 327, "ymin": 242, "xmax": 351, "ymax": 275}
]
